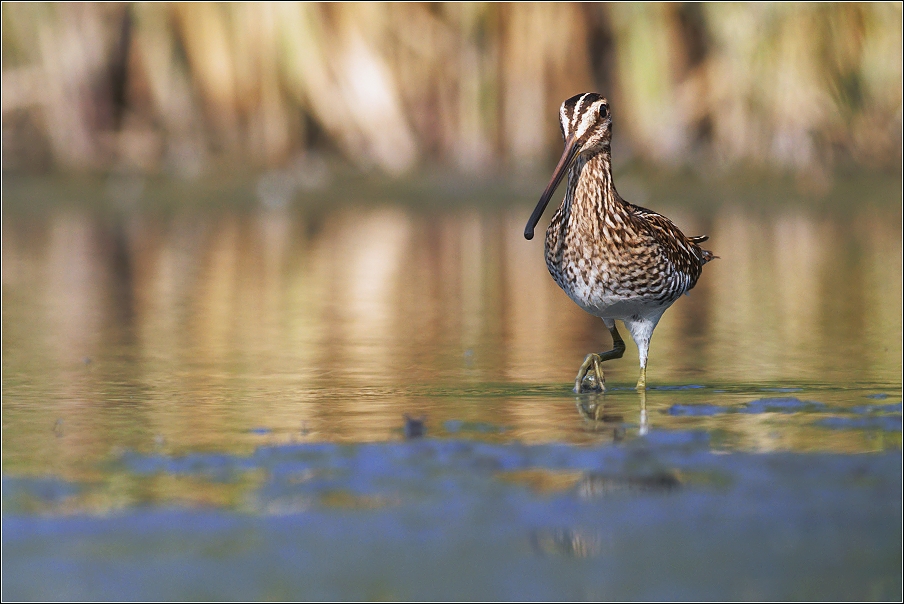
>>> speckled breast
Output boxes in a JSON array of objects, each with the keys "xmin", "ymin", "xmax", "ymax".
[{"xmin": 544, "ymin": 219, "xmax": 690, "ymax": 320}]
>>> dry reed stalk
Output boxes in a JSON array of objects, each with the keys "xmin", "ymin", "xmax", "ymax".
[{"xmin": 1, "ymin": 3, "xmax": 900, "ymax": 176}]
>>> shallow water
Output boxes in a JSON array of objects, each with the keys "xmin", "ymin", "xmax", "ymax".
[{"xmin": 2, "ymin": 173, "xmax": 902, "ymax": 600}]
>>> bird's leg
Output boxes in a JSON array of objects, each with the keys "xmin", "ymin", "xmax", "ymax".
[
  {"xmin": 575, "ymin": 354, "xmax": 605, "ymax": 393},
  {"xmin": 574, "ymin": 320, "xmax": 626, "ymax": 394},
  {"xmin": 636, "ymin": 364, "xmax": 647, "ymax": 391},
  {"xmin": 623, "ymin": 315, "xmax": 660, "ymax": 391}
]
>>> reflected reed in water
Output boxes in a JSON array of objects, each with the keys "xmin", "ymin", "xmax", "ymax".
[{"xmin": 2, "ymin": 188, "xmax": 901, "ymax": 478}]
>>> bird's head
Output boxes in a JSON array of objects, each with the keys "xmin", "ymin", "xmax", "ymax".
[{"xmin": 524, "ymin": 93, "xmax": 612, "ymax": 240}]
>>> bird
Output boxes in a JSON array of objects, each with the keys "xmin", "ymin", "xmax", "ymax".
[{"xmin": 524, "ymin": 92, "xmax": 715, "ymax": 393}]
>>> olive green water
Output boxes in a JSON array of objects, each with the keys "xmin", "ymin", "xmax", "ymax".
[{"xmin": 2, "ymin": 172, "xmax": 902, "ymax": 600}]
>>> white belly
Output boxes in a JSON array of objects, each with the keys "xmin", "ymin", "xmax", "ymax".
[
  {"xmin": 566, "ymin": 284, "xmax": 667, "ymax": 321},
  {"xmin": 551, "ymin": 263, "xmax": 674, "ymax": 321}
]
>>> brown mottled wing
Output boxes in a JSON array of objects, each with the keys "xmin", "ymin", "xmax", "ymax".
[{"xmin": 626, "ymin": 202, "xmax": 714, "ymax": 292}]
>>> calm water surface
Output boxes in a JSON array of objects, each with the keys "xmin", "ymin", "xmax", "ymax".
[{"xmin": 2, "ymin": 173, "xmax": 902, "ymax": 600}]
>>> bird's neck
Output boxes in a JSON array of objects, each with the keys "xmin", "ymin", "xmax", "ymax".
[
  {"xmin": 563, "ymin": 148, "xmax": 622, "ymax": 222},
  {"xmin": 546, "ymin": 147, "xmax": 627, "ymax": 260}
]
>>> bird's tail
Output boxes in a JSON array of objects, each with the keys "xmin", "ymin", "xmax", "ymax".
[{"xmin": 689, "ymin": 235, "xmax": 718, "ymax": 264}]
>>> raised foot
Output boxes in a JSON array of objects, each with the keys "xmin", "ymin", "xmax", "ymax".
[{"xmin": 574, "ymin": 353, "xmax": 606, "ymax": 394}]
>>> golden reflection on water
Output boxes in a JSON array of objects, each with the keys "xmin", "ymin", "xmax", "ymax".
[
  {"xmin": 2, "ymin": 199, "xmax": 901, "ymax": 475},
  {"xmin": 705, "ymin": 207, "xmax": 897, "ymax": 384}
]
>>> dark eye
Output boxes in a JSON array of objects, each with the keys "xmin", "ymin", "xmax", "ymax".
[{"xmin": 599, "ymin": 104, "xmax": 609, "ymax": 119}]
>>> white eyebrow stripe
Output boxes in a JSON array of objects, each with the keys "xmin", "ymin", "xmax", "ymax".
[
  {"xmin": 576, "ymin": 99, "xmax": 599, "ymax": 138},
  {"xmin": 560, "ymin": 103, "xmax": 569, "ymax": 133}
]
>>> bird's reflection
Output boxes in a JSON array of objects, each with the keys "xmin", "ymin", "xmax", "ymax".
[
  {"xmin": 575, "ymin": 389, "xmax": 648, "ymax": 439},
  {"xmin": 576, "ymin": 470, "xmax": 681, "ymax": 498},
  {"xmin": 529, "ymin": 528, "xmax": 601, "ymax": 558},
  {"xmin": 638, "ymin": 389, "xmax": 648, "ymax": 436}
]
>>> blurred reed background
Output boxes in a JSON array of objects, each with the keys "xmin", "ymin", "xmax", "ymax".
[{"xmin": 2, "ymin": 2, "xmax": 901, "ymax": 177}]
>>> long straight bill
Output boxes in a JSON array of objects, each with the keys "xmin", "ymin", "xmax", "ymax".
[{"xmin": 524, "ymin": 136, "xmax": 580, "ymax": 240}]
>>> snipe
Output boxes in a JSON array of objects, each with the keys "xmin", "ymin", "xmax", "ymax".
[{"xmin": 524, "ymin": 93, "xmax": 715, "ymax": 393}]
